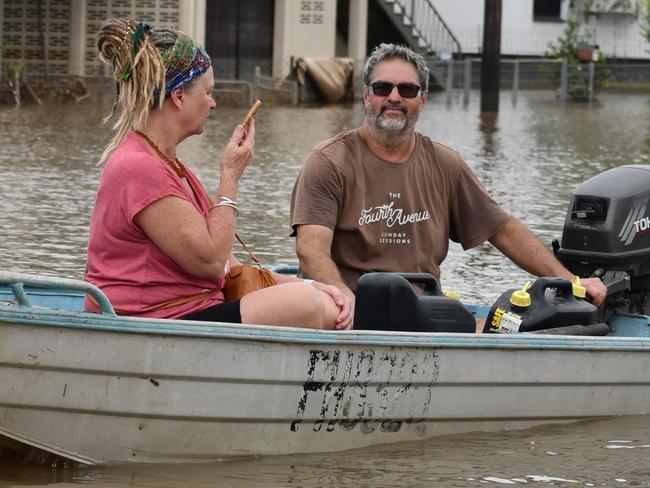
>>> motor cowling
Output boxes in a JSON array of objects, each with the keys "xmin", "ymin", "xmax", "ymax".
[{"xmin": 554, "ymin": 165, "xmax": 650, "ymax": 316}]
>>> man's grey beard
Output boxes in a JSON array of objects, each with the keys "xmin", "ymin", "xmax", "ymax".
[{"xmin": 365, "ymin": 103, "xmax": 417, "ymax": 136}]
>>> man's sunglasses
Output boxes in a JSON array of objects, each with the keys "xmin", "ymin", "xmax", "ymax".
[{"xmin": 369, "ymin": 81, "xmax": 421, "ymax": 98}]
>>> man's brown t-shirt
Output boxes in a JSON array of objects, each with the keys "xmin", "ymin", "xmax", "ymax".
[{"xmin": 290, "ymin": 129, "xmax": 510, "ymax": 290}]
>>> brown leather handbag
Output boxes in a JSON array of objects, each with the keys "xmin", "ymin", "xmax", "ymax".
[{"xmin": 223, "ymin": 234, "xmax": 277, "ymax": 301}]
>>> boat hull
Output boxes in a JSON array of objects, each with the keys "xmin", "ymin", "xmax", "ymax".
[{"xmin": 1, "ymin": 307, "xmax": 650, "ymax": 465}]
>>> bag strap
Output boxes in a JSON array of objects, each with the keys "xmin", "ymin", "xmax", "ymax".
[
  {"xmin": 87, "ymin": 289, "xmax": 215, "ymax": 315},
  {"xmin": 234, "ymin": 232, "xmax": 263, "ymax": 268}
]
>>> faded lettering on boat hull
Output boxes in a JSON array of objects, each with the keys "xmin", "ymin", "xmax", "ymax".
[{"xmin": 291, "ymin": 348, "xmax": 440, "ymax": 433}]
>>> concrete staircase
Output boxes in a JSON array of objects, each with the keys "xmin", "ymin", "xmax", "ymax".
[{"xmin": 376, "ymin": 0, "xmax": 462, "ymax": 89}]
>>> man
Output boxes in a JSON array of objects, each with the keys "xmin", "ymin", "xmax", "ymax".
[{"xmin": 290, "ymin": 43, "xmax": 606, "ymax": 311}]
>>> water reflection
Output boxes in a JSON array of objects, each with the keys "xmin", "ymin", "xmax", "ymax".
[{"xmin": 478, "ymin": 110, "xmax": 499, "ymax": 158}]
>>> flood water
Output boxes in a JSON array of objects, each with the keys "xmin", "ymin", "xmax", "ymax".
[
  {"xmin": 1, "ymin": 89, "xmax": 650, "ymax": 485},
  {"xmin": 1, "ymin": 415, "xmax": 650, "ymax": 486}
]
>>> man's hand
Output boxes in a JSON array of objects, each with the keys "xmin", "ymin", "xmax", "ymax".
[
  {"xmin": 312, "ymin": 282, "xmax": 354, "ymax": 330},
  {"xmin": 581, "ymin": 277, "xmax": 607, "ymax": 306}
]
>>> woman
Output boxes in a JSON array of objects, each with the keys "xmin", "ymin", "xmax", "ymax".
[{"xmin": 85, "ymin": 18, "xmax": 352, "ymax": 330}]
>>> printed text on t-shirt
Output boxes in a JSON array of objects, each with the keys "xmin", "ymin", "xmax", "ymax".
[{"xmin": 358, "ymin": 201, "xmax": 431, "ymax": 228}]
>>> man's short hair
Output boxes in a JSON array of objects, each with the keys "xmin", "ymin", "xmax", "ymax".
[{"xmin": 362, "ymin": 43, "xmax": 430, "ymax": 93}]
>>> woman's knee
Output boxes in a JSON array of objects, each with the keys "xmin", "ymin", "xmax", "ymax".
[
  {"xmin": 290, "ymin": 285, "xmax": 333, "ymax": 329},
  {"xmin": 316, "ymin": 290, "xmax": 340, "ymax": 329}
]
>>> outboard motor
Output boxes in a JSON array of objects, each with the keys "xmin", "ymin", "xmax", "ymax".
[
  {"xmin": 553, "ymin": 165, "xmax": 650, "ymax": 318},
  {"xmin": 354, "ymin": 273, "xmax": 476, "ymax": 332}
]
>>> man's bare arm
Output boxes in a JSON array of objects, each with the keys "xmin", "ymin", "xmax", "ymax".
[
  {"xmin": 489, "ymin": 218, "xmax": 568, "ymax": 276},
  {"xmin": 295, "ymin": 224, "xmax": 355, "ymax": 299},
  {"xmin": 489, "ymin": 217, "xmax": 606, "ymax": 305}
]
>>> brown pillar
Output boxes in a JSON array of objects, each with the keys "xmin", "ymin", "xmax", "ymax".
[{"xmin": 480, "ymin": 0, "xmax": 502, "ymax": 113}]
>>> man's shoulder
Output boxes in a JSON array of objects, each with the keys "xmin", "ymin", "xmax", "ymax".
[
  {"xmin": 303, "ymin": 129, "xmax": 363, "ymax": 176},
  {"xmin": 416, "ymin": 133, "xmax": 463, "ymax": 162},
  {"xmin": 311, "ymin": 129, "xmax": 361, "ymax": 156}
]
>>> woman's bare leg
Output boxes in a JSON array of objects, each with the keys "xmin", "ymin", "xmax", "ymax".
[{"xmin": 240, "ymin": 282, "xmax": 340, "ymax": 329}]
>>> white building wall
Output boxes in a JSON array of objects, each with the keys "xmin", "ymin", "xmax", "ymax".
[
  {"xmin": 432, "ymin": 0, "xmax": 649, "ymax": 59},
  {"xmin": 586, "ymin": 14, "xmax": 648, "ymax": 59},
  {"xmin": 348, "ymin": 0, "xmax": 368, "ymax": 75},
  {"xmin": 69, "ymin": 0, "xmax": 87, "ymax": 76},
  {"xmin": 273, "ymin": 0, "xmax": 337, "ymax": 79},
  {"xmin": 178, "ymin": 0, "xmax": 206, "ymax": 49}
]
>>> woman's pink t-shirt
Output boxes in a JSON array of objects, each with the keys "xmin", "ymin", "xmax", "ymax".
[{"xmin": 85, "ymin": 131, "xmax": 226, "ymax": 318}]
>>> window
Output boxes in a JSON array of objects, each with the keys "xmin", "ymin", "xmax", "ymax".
[{"xmin": 533, "ymin": 0, "xmax": 562, "ymax": 21}]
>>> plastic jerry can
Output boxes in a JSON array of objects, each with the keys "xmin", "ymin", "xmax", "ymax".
[{"xmin": 483, "ymin": 277, "xmax": 597, "ymax": 333}]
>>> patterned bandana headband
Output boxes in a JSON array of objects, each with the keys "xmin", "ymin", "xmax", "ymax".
[{"xmin": 162, "ymin": 32, "xmax": 211, "ymax": 97}]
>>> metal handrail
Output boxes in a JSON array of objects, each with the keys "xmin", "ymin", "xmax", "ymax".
[
  {"xmin": 0, "ymin": 270, "xmax": 116, "ymax": 316},
  {"xmin": 393, "ymin": 0, "xmax": 462, "ymax": 58}
]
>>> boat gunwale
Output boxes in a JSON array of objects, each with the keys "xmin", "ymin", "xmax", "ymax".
[{"xmin": 1, "ymin": 303, "xmax": 650, "ymax": 352}]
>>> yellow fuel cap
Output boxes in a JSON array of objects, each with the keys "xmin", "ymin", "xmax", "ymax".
[
  {"xmin": 572, "ymin": 275, "xmax": 586, "ymax": 298},
  {"xmin": 510, "ymin": 281, "xmax": 532, "ymax": 307},
  {"xmin": 444, "ymin": 290, "xmax": 461, "ymax": 301}
]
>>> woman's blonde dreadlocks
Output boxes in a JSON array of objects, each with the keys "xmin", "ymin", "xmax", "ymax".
[{"xmin": 96, "ymin": 18, "xmax": 176, "ymax": 163}]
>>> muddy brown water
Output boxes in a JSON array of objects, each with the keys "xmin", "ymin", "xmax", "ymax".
[{"xmin": 1, "ymin": 90, "xmax": 650, "ymax": 486}]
